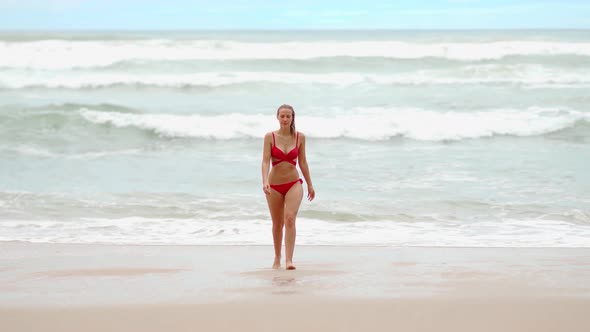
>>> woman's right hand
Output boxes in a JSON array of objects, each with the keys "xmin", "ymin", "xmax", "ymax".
[{"xmin": 262, "ymin": 182, "xmax": 271, "ymax": 195}]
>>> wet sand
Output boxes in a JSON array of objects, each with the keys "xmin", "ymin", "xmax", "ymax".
[{"xmin": 1, "ymin": 243, "xmax": 589, "ymax": 331}]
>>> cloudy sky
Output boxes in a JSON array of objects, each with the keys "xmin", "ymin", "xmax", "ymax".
[{"xmin": 0, "ymin": 0, "xmax": 589, "ymax": 30}]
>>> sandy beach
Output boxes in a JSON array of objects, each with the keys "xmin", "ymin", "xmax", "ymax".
[{"xmin": 1, "ymin": 243, "xmax": 589, "ymax": 331}]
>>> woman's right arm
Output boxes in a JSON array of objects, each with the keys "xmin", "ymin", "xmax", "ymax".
[{"xmin": 261, "ymin": 132, "xmax": 272, "ymax": 195}]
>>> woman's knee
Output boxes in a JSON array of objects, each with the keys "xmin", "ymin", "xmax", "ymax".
[
  {"xmin": 272, "ymin": 218, "xmax": 284, "ymax": 230},
  {"xmin": 284, "ymin": 213, "xmax": 296, "ymax": 229}
]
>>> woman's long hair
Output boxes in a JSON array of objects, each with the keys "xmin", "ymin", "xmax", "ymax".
[{"xmin": 276, "ymin": 104, "xmax": 296, "ymax": 135}]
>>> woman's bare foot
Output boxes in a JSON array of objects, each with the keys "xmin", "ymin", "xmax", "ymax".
[
  {"xmin": 272, "ymin": 257, "xmax": 281, "ymax": 269},
  {"xmin": 286, "ymin": 261, "xmax": 296, "ymax": 270}
]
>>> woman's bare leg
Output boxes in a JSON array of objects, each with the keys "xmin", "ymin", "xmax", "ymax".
[
  {"xmin": 266, "ymin": 190, "xmax": 285, "ymax": 269},
  {"xmin": 283, "ymin": 182, "xmax": 303, "ymax": 270}
]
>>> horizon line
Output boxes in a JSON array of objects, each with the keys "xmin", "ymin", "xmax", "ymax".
[{"xmin": 1, "ymin": 27, "xmax": 589, "ymax": 32}]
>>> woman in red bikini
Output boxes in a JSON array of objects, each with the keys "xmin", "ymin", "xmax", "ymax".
[{"xmin": 261, "ymin": 104, "xmax": 315, "ymax": 270}]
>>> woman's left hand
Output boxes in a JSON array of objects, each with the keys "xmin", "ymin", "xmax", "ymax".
[{"xmin": 307, "ymin": 185, "xmax": 315, "ymax": 201}]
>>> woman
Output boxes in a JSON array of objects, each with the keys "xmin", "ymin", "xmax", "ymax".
[{"xmin": 261, "ymin": 104, "xmax": 315, "ymax": 270}]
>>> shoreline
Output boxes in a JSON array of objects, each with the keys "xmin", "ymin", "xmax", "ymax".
[{"xmin": 2, "ymin": 240, "xmax": 588, "ymax": 249}]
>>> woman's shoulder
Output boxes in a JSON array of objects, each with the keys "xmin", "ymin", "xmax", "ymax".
[{"xmin": 264, "ymin": 131, "xmax": 275, "ymax": 142}]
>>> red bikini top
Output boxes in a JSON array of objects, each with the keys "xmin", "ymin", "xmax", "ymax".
[{"xmin": 271, "ymin": 132, "xmax": 299, "ymax": 166}]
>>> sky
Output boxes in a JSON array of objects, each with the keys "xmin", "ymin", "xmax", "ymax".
[{"xmin": 0, "ymin": 0, "xmax": 589, "ymax": 30}]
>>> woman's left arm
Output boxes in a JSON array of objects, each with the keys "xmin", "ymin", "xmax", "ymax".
[{"xmin": 298, "ymin": 132, "xmax": 315, "ymax": 201}]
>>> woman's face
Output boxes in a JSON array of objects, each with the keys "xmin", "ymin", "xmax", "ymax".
[{"xmin": 277, "ymin": 108, "xmax": 293, "ymax": 128}]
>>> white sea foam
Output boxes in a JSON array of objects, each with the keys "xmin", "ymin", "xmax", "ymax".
[
  {"xmin": 2, "ymin": 40, "xmax": 590, "ymax": 69},
  {"xmin": 2, "ymin": 65, "xmax": 589, "ymax": 89},
  {"xmin": 0, "ymin": 145, "xmax": 143, "ymax": 159},
  {"xmin": 78, "ymin": 107, "xmax": 589, "ymax": 141},
  {"xmin": 0, "ymin": 217, "xmax": 588, "ymax": 247}
]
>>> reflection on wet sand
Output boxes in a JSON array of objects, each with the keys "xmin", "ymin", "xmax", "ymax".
[{"xmin": 272, "ymin": 275, "xmax": 297, "ymax": 287}]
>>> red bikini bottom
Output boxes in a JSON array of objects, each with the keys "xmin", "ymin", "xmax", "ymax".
[{"xmin": 270, "ymin": 178, "xmax": 303, "ymax": 196}]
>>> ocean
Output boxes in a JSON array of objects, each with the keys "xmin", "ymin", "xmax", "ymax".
[{"xmin": 1, "ymin": 30, "xmax": 589, "ymax": 247}]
